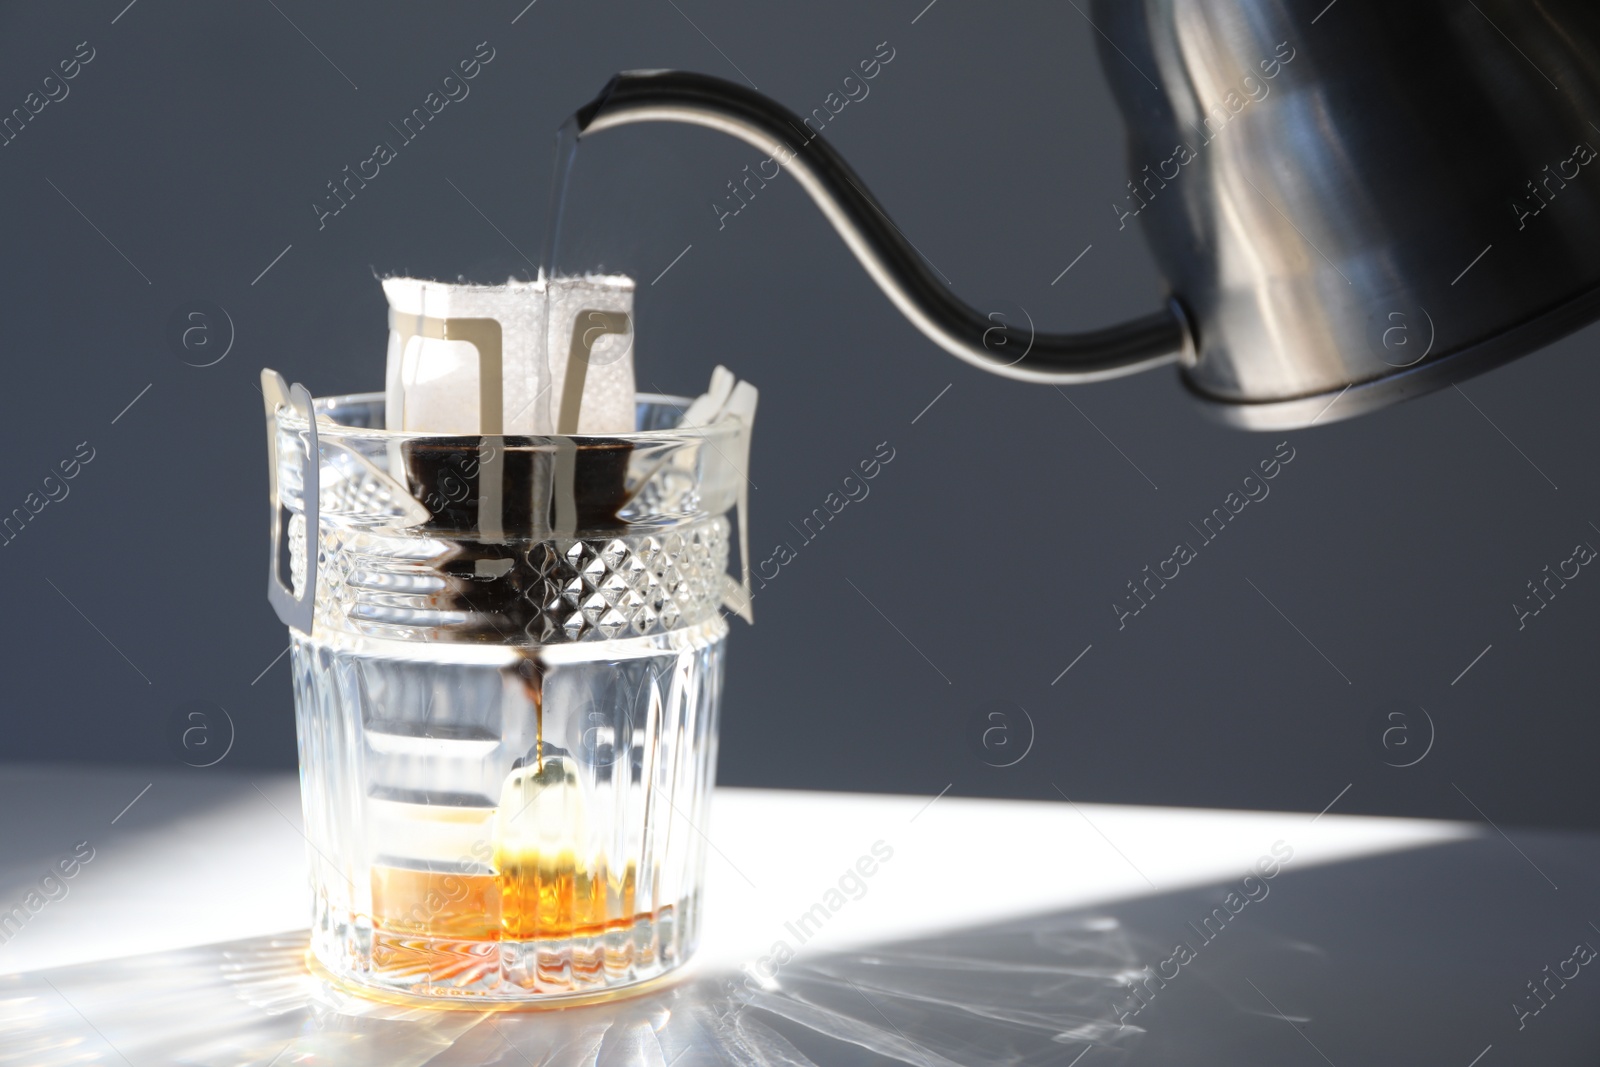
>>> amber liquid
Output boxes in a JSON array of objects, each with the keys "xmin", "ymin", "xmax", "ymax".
[
  {"xmin": 371, "ymin": 856, "xmax": 638, "ymax": 942},
  {"xmin": 369, "ymin": 729, "xmax": 647, "ymax": 988}
]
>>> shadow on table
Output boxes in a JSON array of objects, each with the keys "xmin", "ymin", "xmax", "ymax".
[{"xmin": 6, "ymin": 830, "xmax": 1600, "ymax": 1066}]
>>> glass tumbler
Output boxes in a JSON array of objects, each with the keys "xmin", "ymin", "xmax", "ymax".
[{"xmin": 262, "ymin": 380, "xmax": 751, "ymax": 1003}]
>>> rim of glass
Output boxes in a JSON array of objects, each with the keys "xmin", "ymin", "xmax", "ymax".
[{"xmin": 276, "ymin": 389, "xmax": 745, "ymax": 446}]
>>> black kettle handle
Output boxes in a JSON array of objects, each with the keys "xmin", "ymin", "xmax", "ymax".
[{"xmin": 574, "ymin": 70, "xmax": 1188, "ymax": 384}]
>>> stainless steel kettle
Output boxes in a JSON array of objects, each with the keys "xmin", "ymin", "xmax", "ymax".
[{"xmin": 574, "ymin": 0, "xmax": 1600, "ymax": 429}]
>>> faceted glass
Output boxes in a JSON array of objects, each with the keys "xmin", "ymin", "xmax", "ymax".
[{"xmin": 271, "ymin": 392, "xmax": 746, "ymax": 1002}]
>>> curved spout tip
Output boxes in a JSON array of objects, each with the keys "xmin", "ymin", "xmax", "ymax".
[
  {"xmin": 571, "ymin": 74, "xmax": 623, "ymax": 134},
  {"xmin": 573, "ymin": 70, "xmax": 687, "ymax": 135}
]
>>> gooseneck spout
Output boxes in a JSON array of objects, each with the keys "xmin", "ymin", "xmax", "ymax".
[{"xmin": 573, "ymin": 70, "xmax": 1188, "ymax": 385}]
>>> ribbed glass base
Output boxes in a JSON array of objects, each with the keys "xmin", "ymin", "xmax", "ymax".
[{"xmin": 311, "ymin": 892, "xmax": 696, "ymax": 1002}]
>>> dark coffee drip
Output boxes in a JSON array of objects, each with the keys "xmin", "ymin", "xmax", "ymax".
[{"xmin": 512, "ymin": 653, "xmax": 546, "ymax": 771}]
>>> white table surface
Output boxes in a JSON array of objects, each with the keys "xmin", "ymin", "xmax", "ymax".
[{"xmin": 0, "ymin": 762, "xmax": 1473, "ymax": 980}]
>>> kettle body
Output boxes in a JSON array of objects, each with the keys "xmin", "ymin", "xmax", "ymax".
[{"xmin": 1095, "ymin": 0, "xmax": 1600, "ymax": 426}]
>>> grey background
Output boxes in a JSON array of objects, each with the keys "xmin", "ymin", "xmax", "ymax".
[{"xmin": 1, "ymin": 0, "xmax": 1596, "ymax": 829}]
